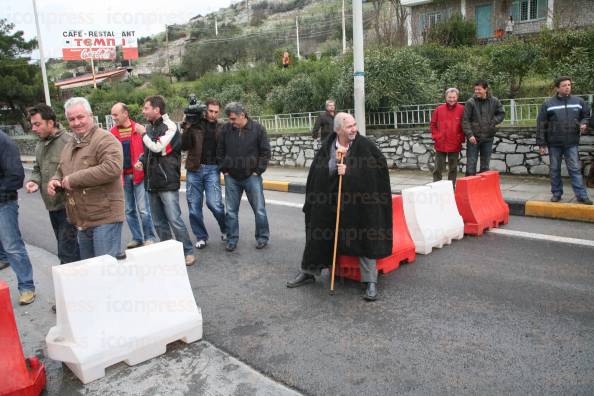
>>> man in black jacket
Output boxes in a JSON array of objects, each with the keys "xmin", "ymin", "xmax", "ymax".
[
  {"xmin": 217, "ymin": 102, "xmax": 271, "ymax": 252},
  {"xmin": 136, "ymin": 95, "xmax": 195, "ymax": 265},
  {"xmin": 286, "ymin": 113, "xmax": 393, "ymax": 301},
  {"xmin": 462, "ymin": 80, "xmax": 505, "ymax": 176},
  {"xmin": 311, "ymin": 99, "xmax": 336, "ymax": 143},
  {"xmin": 536, "ymin": 76, "xmax": 592, "ymax": 204},
  {"xmin": 0, "ymin": 130, "xmax": 36, "ymax": 304}
]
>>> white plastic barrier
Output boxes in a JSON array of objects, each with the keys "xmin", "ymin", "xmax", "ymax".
[
  {"xmin": 402, "ymin": 181, "xmax": 463, "ymax": 254},
  {"xmin": 46, "ymin": 240, "xmax": 202, "ymax": 384},
  {"xmin": 428, "ymin": 180, "xmax": 464, "ymax": 242}
]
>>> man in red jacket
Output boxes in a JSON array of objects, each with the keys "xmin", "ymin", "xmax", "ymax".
[
  {"xmin": 430, "ymin": 88, "xmax": 465, "ymax": 185},
  {"xmin": 110, "ymin": 102, "xmax": 157, "ymax": 249}
]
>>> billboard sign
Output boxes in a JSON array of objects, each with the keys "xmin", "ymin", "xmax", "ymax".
[{"xmin": 62, "ymin": 30, "xmax": 138, "ymax": 61}]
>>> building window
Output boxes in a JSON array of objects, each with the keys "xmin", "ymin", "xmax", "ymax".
[
  {"xmin": 426, "ymin": 12, "xmax": 443, "ymax": 27},
  {"xmin": 513, "ymin": 0, "xmax": 547, "ymax": 22}
]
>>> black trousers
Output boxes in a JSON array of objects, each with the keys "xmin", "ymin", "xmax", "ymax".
[{"xmin": 49, "ymin": 209, "xmax": 80, "ymax": 264}]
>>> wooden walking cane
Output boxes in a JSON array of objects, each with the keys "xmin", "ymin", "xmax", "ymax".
[{"xmin": 329, "ymin": 151, "xmax": 345, "ymax": 294}]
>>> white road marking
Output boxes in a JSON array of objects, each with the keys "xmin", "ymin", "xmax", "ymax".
[{"xmin": 488, "ymin": 228, "xmax": 594, "ymax": 248}]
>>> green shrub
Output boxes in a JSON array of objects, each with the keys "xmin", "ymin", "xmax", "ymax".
[{"xmin": 427, "ymin": 13, "xmax": 476, "ymax": 47}]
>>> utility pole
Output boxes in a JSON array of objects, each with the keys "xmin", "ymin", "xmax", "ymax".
[
  {"xmin": 32, "ymin": 0, "xmax": 51, "ymax": 105},
  {"xmin": 215, "ymin": 17, "xmax": 218, "ymax": 36},
  {"xmin": 342, "ymin": 0, "xmax": 347, "ymax": 53},
  {"xmin": 352, "ymin": 0, "xmax": 365, "ymax": 135},
  {"xmin": 165, "ymin": 24, "xmax": 172, "ymax": 82},
  {"xmin": 295, "ymin": 16, "xmax": 301, "ymax": 60}
]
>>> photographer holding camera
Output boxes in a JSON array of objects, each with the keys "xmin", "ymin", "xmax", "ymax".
[{"xmin": 181, "ymin": 98, "xmax": 227, "ymax": 249}]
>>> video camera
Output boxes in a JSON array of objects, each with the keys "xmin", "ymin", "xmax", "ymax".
[{"xmin": 183, "ymin": 94, "xmax": 206, "ymax": 125}]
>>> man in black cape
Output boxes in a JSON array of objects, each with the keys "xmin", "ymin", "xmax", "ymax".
[{"xmin": 286, "ymin": 113, "xmax": 393, "ymax": 301}]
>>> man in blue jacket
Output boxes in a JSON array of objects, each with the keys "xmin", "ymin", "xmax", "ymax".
[
  {"xmin": 0, "ymin": 130, "xmax": 36, "ymax": 304},
  {"xmin": 536, "ymin": 76, "xmax": 592, "ymax": 205}
]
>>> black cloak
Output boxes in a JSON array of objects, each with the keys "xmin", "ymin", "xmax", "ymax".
[{"xmin": 301, "ymin": 132, "xmax": 393, "ymax": 273}]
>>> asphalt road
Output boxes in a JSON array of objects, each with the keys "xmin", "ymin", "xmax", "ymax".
[{"xmin": 9, "ymin": 172, "xmax": 594, "ymax": 395}]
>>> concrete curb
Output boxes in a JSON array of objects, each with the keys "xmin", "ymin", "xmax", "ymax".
[{"xmin": 258, "ymin": 180, "xmax": 594, "ymax": 223}]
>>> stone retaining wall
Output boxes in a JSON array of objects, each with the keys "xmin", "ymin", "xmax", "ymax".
[
  {"xmin": 269, "ymin": 127, "xmax": 594, "ymax": 176},
  {"xmin": 13, "ymin": 127, "xmax": 594, "ymax": 176}
]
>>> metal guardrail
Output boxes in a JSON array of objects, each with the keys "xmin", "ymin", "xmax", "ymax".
[{"xmin": 102, "ymin": 94, "xmax": 594, "ymax": 133}]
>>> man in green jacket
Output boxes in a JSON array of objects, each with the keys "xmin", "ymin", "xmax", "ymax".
[{"xmin": 25, "ymin": 104, "xmax": 80, "ymax": 264}]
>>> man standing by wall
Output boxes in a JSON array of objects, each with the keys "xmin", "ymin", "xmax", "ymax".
[
  {"xmin": 430, "ymin": 88, "xmax": 465, "ymax": 185},
  {"xmin": 0, "ymin": 130, "xmax": 36, "ymax": 304},
  {"xmin": 110, "ymin": 102, "xmax": 157, "ymax": 249},
  {"xmin": 536, "ymin": 76, "xmax": 592, "ymax": 204},
  {"xmin": 286, "ymin": 113, "xmax": 393, "ymax": 301},
  {"xmin": 181, "ymin": 99, "xmax": 227, "ymax": 250},
  {"xmin": 47, "ymin": 97, "xmax": 125, "ymax": 259},
  {"xmin": 311, "ymin": 99, "xmax": 336, "ymax": 143},
  {"xmin": 136, "ymin": 95, "xmax": 195, "ymax": 265},
  {"xmin": 462, "ymin": 80, "xmax": 505, "ymax": 176},
  {"xmin": 25, "ymin": 104, "xmax": 80, "ymax": 264},
  {"xmin": 217, "ymin": 102, "xmax": 271, "ymax": 252}
]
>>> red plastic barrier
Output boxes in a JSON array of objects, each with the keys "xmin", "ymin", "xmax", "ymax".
[
  {"xmin": 455, "ymin": 171, "xmax": 509, "ymax": 236},
  {"xmin": 0, "ymin": 281, "xmax": 46, "ymax": 396},
  {"xmin": 481, "ymin": 171, "xmax": 510, "ymax": 225},
  {"xmin": 337, "ymin": 195, "xmax": 416, "ymax": 281}
]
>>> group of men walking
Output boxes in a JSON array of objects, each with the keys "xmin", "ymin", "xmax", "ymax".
[
  {"xmin": 1, "ymin": 95, "xmax": 272, "ymax": 306},
  {"xmin": 1, "ymin": 75, "xmax": 592, "ymax": 306}
]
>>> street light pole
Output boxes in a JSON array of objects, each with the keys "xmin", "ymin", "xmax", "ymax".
[
  {"xmin": 32, "ymin": 0, "xmax": 51, "ymax": 106},
  {"xmin": 342, "ymin": 0, "xmax": 347, "ymax": 53},
  {"xmin": 352, "ymin": 0, "xmax": 365, "ymax": 135}
]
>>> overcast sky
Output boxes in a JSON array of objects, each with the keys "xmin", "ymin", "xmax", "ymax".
[{"xmin": 1, "ymin": 0, "xmax": 236, "ymax": 59}]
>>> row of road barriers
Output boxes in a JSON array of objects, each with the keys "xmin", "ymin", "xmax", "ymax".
[
  {"xmin": 0, "ymin": 172, "xmax": 509, "ymax": 391},
  {"xmin": 337, "ymin": 171, "xmax": 509, "ymax": 281}
]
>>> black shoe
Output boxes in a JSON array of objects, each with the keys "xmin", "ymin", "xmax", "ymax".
[
  {"xmin": 256, "ymin": 240, "xmax": 268, "ymax": 249},
  {"xmin": 51, "ymin": 304, "xmax": 56, "ymax": 313},
  {"xmin": 286, "ymin": 272, "xmax": 315, "ymax": 288},
  {"xmin": 577, "ymin": 197, "xmax": 593, "ymax": 205},
  {"xmin": 550, "ymin": 195, "xmax": 561, "ymax": 202},
  {"xmin": 0, "ymin": 261, "xmax": 9, "ymax": 270},
  {"xmin": 225, "ymin": 243, "xmax": 237, "ymax": 252},
  {"xmin": 116, "ymin": 252, "xmax": 127, "ymax": 260},
  {"xmin": 364, "ymin": 282, "xmax": 378, "ymax": 301}
]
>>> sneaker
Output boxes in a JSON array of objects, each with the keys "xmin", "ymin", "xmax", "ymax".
[
  {"xmin": 126, "ymin": 240, "xmax": 143, "ymax": 249},
  {"xmin": 550, "ymin": 195, "xmax": 561, "ymax": 202},
  {"xmin": 221, "ymin": 233, "xmax": 228, "ymax": 242},
  {"xmin": 225, "ymin": 243, "xmax": 236, "ymax": 252},
  {"xmin": 195, "ymin": 240, "xmax": 207, "ymax": 249},
  {"xmin": 185, "ymin": 255, "xmax": 196, "ymax": 266},
  {"xmin": 256, "ymin": 240, "xmax": 268, "ymax": 249},
  {"xmin": 116, "ymin": 252, "xmax": 127, "ymax": 260},
  {"xmin": 19, "ymin": 290, "xmax": 36, "ymax": 305},
  {"xmin": 577, "ymin": 197, "xmax": 593, "ymax": 205},
  {"xmin": 0, "ymin": 261, "xmax": 9, "ymax": 270},
  {"xmin": 143, "ymin": 240, "xmax": 155, "ymax": 246}
]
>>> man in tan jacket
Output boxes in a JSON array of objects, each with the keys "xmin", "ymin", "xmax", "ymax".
[{"xmin": 48, "ymin": 97, "xmax": 125, "ymax": 260}]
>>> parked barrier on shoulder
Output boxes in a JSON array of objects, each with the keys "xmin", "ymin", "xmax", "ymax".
[
  {"xmin": 0, "ymin": 281, "xmax": 46, "ymax": 396},
  {"xmin": 403, "ymin": 182, "xmax": 463, "ymax": 254},
  {"xmin": 46, "ymin": 240, "xmax": 203, "ymax": 384},
  {"xmin": 455, "ymin": 172, "xmax": 509, "ymax": 235},
  {"xmin": 337, "ymin": 195, "xmax": 416, "ymax": 281}
]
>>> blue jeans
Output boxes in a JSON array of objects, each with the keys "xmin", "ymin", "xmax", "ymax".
[
  {"xmin": 466, "ymin": 138, "xmax": 494, "ymax": 176},
  {"xmin": 149, "ymin": 191, "xmax": 193, "ymax": 255},
  {"xmin": 224, "ymin": 174, "xmax": 270, "ymax": 245},
  {"xmin": 186, "ymin": 166, "xmax": 227, "ymax": 241},
  {"xmin": 49, "ymin": 209, "xmax": 80, "ymax": 264},
  {"xmin": 77, "ymin": 222, "xmax": 123, "ymax": 260},
  {"xmin": 124, "ymin": 174, "xmax": 157, "ymax": 243},
  {"xmin": 548, "ymin": 145, "xmax": 589, "ymax": 200},
  {"xmin": 0, "ymin": 201, "xmax": 34, "ymax": 292},
  {"xmin": 0, "ymin": 240, "xmax": 6, "ymax": 262}
]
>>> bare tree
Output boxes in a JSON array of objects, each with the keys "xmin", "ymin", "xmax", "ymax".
[{"xmin": 371, "ymin": 0, "xmax": 408, "ymax": 47}]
